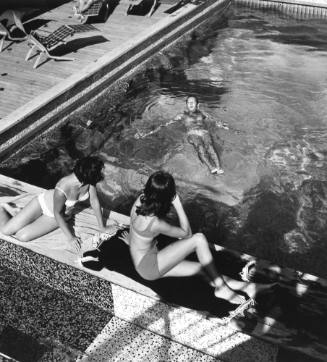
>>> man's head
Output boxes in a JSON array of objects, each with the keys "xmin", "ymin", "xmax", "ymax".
[{"xmin": 186, "ymin": 96, "xmax": 199, "ymax": 113}]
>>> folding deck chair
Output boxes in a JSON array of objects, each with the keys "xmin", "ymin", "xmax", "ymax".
[
  {"xmin": 25, "ymin": 24, "xmax": 98, "ymax": 69},
  {"xmin": 125, "ymin": 0, "xmax": 158, "ymax": 17},
  {"xmin": 0, "ymin": 9, "xmax": 27, "ymax": 52},
  {"xmin": 73, "ymin": 0, "xmax": 110, "ymax": 23}
]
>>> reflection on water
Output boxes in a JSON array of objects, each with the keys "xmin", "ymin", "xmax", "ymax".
[{"xmin": 1, "ymin": 7, "xmax": 327, "ymax": 277}]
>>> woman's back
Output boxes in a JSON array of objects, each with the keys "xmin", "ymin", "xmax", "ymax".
[{"xmin": 129, "ymin": 198, "xmax": 160, "ymax": 261}]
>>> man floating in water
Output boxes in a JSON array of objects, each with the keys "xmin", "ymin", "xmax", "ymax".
[{"xmin": 135, "ymin": 96, "xmax": 228, "ymax": 175}]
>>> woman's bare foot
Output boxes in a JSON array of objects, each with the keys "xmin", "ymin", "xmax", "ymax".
[
  {"xmin": 1, "ymin": 203, "xmax": 22, "ymax": 217},
  {"xmin": 244, "ymin": 282, "xmax": 276, "ymax": 299},
  {"xmin": 213, "ymin": 276, "xmax": 276, "ymax": 305},
  {"xmin": 214, "ymin": 285, "xmax": 247, "ymax": 305}
]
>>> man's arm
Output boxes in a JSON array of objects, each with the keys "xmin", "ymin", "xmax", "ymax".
[
  {"xmin": 202, "ymin": 111, "xmax": 229, "ymax": 130},
  {"xmin": 134, "ymin": 114, "xmax": 183, "ymax": 139}
]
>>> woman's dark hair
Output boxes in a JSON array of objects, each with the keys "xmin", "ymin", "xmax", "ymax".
[
  {"xmin": 73, "ymin": 156, "xmax": 104, "ymax": 186},
  {"xmin": 136, "ymin": 171, "xmax": 176, "ymax": 218}
]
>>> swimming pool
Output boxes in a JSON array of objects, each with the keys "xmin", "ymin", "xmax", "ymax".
[{"xmin": 1, "ymin": 6, "xmax": 327, "ymax": 277}]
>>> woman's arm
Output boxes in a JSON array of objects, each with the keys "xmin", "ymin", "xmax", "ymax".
[
  {"xmin": 172, "ymin": 194, "xmax": 192, "ymax": 237},
  {"xmin": 156, "ymin": 195, "xmax": 192, "ymax": 239},
  {"xmin": 89, "ymin": 185, "xmax": 106, "ymax": 231},
  {"xmin": 53, "ymin": 188, "xmax": 81, "ymax": 251}
]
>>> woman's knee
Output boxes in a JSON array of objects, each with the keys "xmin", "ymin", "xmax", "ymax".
[
  {"xmin": 193, "ymin": 232, "xmax": 208, "ymax": 247},
  {"xmin": 15, "ymin": 230, "xmax": 32, "ymax": 242},
  {"xmin": 140, "ymin": 273, "xmax": 160, "ymax": 281},
  {"xmin": 0, "ymin": 225, "xmax": 12, "ymax": 236}
]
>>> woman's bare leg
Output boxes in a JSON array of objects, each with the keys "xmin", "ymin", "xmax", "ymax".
[
  {"xmin": 162, "ymin": 259, "xmax": 203, "ymax": 277},
  {"xmin": 214, "ymin": 274, "xmax": 276, "ymax": 303},
  {"xmin": 157, "ymin": 233, "xmax": 215, "ymax": 277},
  {"xmin": 0, "ymin": 206, "xmax": 11, "ymax": 228},
  {"xmin": 0, "ymin": 197, "xmax": 42, "ymax": 236},
  {"xmin": 157, "ymin": 233, "xmax": 274, "ymax": 304},
  {"xmin": 15, "ymin": 215, "xmax": 58, "ymax": 242}
]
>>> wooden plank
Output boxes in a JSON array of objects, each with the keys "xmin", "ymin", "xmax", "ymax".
[{"xmin": 0, "ymin": 0, "xmax": 174, "ymax": 119}]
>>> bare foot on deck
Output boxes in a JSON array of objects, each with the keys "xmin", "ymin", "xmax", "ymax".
[
  {"xmin": 214, "ymin": 279, "xmax": 276, "ymax": 305},
  {"xmin": 245, "ymin": 282, "xmax": 276, "ymax": 299}
]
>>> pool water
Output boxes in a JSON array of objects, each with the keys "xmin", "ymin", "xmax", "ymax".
[{"xmin": 1, "ymin": 6, "xmax": 327, "ymax": 277}]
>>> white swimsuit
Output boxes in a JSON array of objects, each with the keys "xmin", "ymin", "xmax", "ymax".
[{"xmin": 37, "ymin": 187, "xmax": 89, "ymax": 218}]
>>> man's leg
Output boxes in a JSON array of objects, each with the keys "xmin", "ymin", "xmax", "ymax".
[
  {"xmin": 188, "ymin": 134, "xmax": 215, "ymax": 172},
  {"xmin": 204, "ymin": 133, "xmax": 224, "ymax": 174}
]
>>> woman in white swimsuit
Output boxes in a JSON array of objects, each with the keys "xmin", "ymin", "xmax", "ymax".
[
  {"xmin": 0, "ymin": 156, "xmax": 107, "ymax": 252},
  {"xmin": 121, "ymin": 171, "xmax": 273, "ymax": 305}
]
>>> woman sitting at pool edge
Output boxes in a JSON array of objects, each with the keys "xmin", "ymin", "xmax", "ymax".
[
  {"xmin": 0, "ymin": 156, "xmax": 109, "ymax": 253},
  {"xmin": 120, "ymin": 170, "xmax": 273, "ymax": 305}
]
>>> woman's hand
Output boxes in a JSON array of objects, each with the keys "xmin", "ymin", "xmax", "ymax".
[
  {"xmin": 118, "ymin": 230, "xmax": 130, "ymax": 245},
  {"xmin": 68, "ymin": 236, "xmax": 82, "ymax": 253},
  {"xmin": 102, "ymin": 223, "xmax": 120, "ymax": 236},
  {"xmin": 100, "ymin": 221, "xmax": 126, "ymax": 235}
]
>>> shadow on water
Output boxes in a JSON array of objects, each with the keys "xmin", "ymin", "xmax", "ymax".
[
  {"xmin": 141, "ymin": 16, "xmax": 230, "ymax": 103},
  {"xmin": 256, "ymin": 25, "xmax": 327, "ymax": 52},
  {"xmin": 217, "ymin": 176, "xmax": 327, "ymax": 279},
  {"xmin": 231, "ymin": 6, "xmax": 327, "ymax": 51}
]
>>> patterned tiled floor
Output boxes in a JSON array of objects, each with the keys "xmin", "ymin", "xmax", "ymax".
[
  {"xmin": 0, "ymin": 264, "xmax": 113, "ymax": 361},
  {"xmin": 0, "ymin": 239, "xmax": 277, "ymax": 361},
  {"xmin": 0, "ymin": 260, "xmax": 217, "ymax": 362},
  {"xmin": 79, "ymin": 317, "xmax": 218, "ymax": 362}
]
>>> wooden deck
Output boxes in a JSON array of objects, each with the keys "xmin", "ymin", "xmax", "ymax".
[
  {"xmin": 0, "ymin": 0, "xmax": 173, "ymax": 119},
  {"xmin": 0, "ymin": 0, "xmax": 231, "ymax": 161}
]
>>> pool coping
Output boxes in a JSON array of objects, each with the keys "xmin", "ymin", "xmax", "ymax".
[
  {"xmin": 0, "ymin": 0, "xmax": 230, "ymax": 161},
  {"xmin": 256, "ymin": 0, "xmax": 327, "ymax": 8},
  {"xmin": 235, "ymin": 0, "xmax": 327, "ymax": 12}
]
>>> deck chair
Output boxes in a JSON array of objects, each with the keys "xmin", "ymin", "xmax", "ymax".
[
  {"xmin": 25, "ymin": 24, "xmax": 98, "ymax": 69},
  {"xmin": 126, "ymin": 0, "xmax": 158, "ymax": 17},
  {"xmin": 0, "ymin": 9, "xmax": 27, "ymax": 52},
  {"xmin": 73, "ymin": 0, "xmax": 110, "ymax": 23}
]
